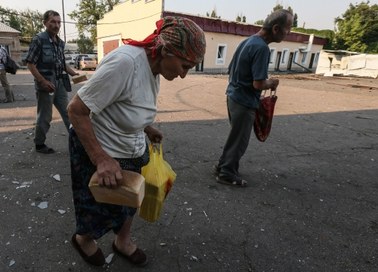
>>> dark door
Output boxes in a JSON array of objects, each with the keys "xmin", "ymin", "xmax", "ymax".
[
  {"xmin": 195, "ymin": 60, "xmax": 204, "ymax": 72},
  {"xmin": 275, "ymin": 52, "xmax": 282, "ymax": 71},
  {"xmin": 309, "ymin": 53, "xmax": 316, "ymax": 69},
  {"xmin": 287, "ymin": 52, "xmax": 294, "ymax": 70}
]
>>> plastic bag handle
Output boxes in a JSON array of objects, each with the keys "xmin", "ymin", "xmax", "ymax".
[{"xmin": 151, "ymin": 143, "xmax": 163, "ymax": 159}]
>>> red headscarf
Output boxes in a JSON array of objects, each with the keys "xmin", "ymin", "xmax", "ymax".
[{"xmin": 123, "ymin": 16, "xmax": 206, "ymax": 64}]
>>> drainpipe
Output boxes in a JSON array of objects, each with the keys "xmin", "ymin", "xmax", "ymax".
[
  {"xmin": 292, "ymin": 60, "xmax": 312, "ymax": 72},
  {"xmin": 292, "ymin": 34, "xmax": 314, "ymax": 73}
]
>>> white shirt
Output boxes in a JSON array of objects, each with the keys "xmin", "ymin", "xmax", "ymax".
[{"xmin": 78, "ymin": 45, "xmax": 159, "ymax": 158}]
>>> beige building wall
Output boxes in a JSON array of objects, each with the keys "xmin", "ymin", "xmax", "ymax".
[
  {"xmin": 203, "ymin": 32, "xmax": 244, "ymax": 73},
  {"xmin": 97, "ymin": 0, "xmax": 163, "ymax": 60},
  {"xmin": 269, "ymin": 42, "xmax": 323, "ymax": 72},
  {"xmin": 203, "ymin": 32, "xmax": 323, "ymax": 73},
  {"xmin": 96, "ymin": 3, "xmax": 324, "ymax": 72}
]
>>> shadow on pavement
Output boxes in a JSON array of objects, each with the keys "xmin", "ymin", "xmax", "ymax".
[{"xmin": 0, "ymin": 107, "xmax": 377, "ymax": 271}]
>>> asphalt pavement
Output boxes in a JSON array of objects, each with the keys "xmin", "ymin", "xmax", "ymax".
[{"xmin": 0, "ymin": 71, "xmax": 377, "ymax": 272}]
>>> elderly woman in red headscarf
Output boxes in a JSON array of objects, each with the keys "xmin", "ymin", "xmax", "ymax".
[{"xmin": 67, "ymin": 16, "xmax": 206, "ymax": 267}]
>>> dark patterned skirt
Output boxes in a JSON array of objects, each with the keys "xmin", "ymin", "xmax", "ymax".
[{"xmin": 69, "ymin": 127, "xmax": 149, "ymax": 239}]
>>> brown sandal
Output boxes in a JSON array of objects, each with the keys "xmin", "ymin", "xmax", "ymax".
[
  {"xmin": 71, "ymin": 234, "xmax": 105, "ymax": 266},
  {"xmin": 112, "ymin": 241, "xmax": 148, "ymax": 266}
]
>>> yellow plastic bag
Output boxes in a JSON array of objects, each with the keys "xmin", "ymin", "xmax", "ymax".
[{"xmin": 139, "ymin": 143, "xmax": 177, "ymax": 222}]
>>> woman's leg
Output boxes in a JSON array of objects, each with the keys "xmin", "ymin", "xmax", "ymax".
[
  {"xmin": 74, "ymin": 234, "xmax": 99, "ymax": 256},
  {"xmin": 114, "ymin": 216, "xmax": 137, "ymax": 255}
]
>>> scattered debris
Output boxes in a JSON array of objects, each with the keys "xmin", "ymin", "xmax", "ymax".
[
  {"xmin": 52, "ymin": 174, "xmax": 61, "ymax": 182},
  {"xmin": 16, "ymin": 181, "xmax": 33, "ymax": 189},
  {"xmin": 190, "ymin": 255, "xmax": 199, "ymax": 262},
  {"xmin": 37, "ymin": 202, "xmax": 48, "ymax": 209},
  {"xmin": 326, "ymin": 81, "xmax": 378, "ymax": 90},
  {"xmin": 105, "ymin": 253, "xmax": 114, "ymax": 264},
  {"xmin": 203, "ymin": 210, "xmax": 209, "ymax": 222},
  {"xmin": 58, "ymin": 209, "xmax": 66, "ymax": 215},
  {"xmin": 9, "ymin": 260, "xmax": 15, "ymax": 267}
]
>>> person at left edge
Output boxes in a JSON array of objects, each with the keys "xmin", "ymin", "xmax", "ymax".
[
  {"xmin": 25, "ymin": 10, "xmax": 79, "ymax": 154},
  {"xmin": 0, "ymin": 45, "xmax": 15, "ymax": 103}
]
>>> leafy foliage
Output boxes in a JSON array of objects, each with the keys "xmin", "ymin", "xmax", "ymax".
[
  {"xmin": 255, "ymin": 4, "xmax": 298, "ymax": 27},
  {"xmin": 68, "ymin": 0, "xmax": 120, "ymax": 44},
  {"xmin": 236, "ymin": 13, "xmax": 246, "ymax": 23},
  {"xmin": 0, "ymin": 6, "xmax": 43, "ymax": 43},
  {"xmin": 206, "ymin": 8, "xmax": 221, "ymax": 19},
  {"xmin": 77, "ymin": 34, "xmax": 95, "ymax": 54},
  {"xmin": 254, "ymin": 20, "xmax": 264, "ymax": 26},
  {"xmin": 334, "ymin": 1, "xmax": 378, "ymax": 53},
  {"xmin": 293, "ymin": 28, "xmax": 335, "ymax": 49}
]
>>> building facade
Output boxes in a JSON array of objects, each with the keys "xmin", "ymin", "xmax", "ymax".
[
  {"xmin": 97, "ymin": 0, "xmax": 327, "ymax": 73},
  {"xmin": 0, "ymin": 22, "xmax": 21, "ymax": 64}
]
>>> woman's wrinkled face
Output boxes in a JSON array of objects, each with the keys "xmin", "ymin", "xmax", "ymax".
[{"xmin": 159, "ymin": 52, "xmax": 197, "ymax": 81}]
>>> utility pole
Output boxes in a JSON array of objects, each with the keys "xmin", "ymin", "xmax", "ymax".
[{"xmin": 62, "ymin": 0, "xmax": 67, "ymax": 42}]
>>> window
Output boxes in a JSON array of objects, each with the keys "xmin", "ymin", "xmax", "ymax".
[
  {"xmin": 132, "ymin": 0, "xmax": 141, "ymax": 3},
  {"xmin": 293, "ymin": 50, "xmax": 299, "ymax": 62},
  {"xmin": 145, "ymin": 0, "xmax": 155, "ymax": 2},
  {"xmin": 216, "ymin": 44, "xmax": 227, "ymax": 65},
  {"xmin": 301, "ymin": 52, "xmax": 308, "ymax": 64},
  {"xmin": 269, "ymin": 48, "xmax": 276, "ymax": 64},
  {"xmin": 281, "ymin": 49, "xmax": 289, "ymax": 64},
  {"xmin": 314, "ymin": 52, "xmax": 320, "ymax": 65}
]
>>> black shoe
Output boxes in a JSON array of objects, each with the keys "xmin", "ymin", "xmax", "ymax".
[
  {"xmin": 212, "ymin": 165, "xmax": 220, "ymax": 176},
  {"xmin": 36, "ymin": 144, "xmax": 55, "ymax": 154},
  {"xmin": 216, "ymin": 175, "xmax": 248, "ymax": 187}
]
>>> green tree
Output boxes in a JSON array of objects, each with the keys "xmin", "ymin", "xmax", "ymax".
[
  {"xmin": 273, "ymin": 4, "xmax": 284, "ymax": 11},
  {"xmin": 0, "ymin": 6, "xmax": 43, "ymax": 42},
  {"xmin": 206, "ymin": 7, "xmax": 221, "ymax": 19},
  {"xmin": 236, "ymin": 13, "xmax": 246, "ymax": 23},
  {"xmin": 293, "ymin": 13, "xmax": 298, "ymax": 27},
  {"xmin": 256, "ymin": 4, "xmax": 299, "ymax": 27},
  {"xmin": 77, "ymin": 34, "xmax": 94, "ymax": 53},
  {"xmin": 68, "ymin": 0, "xmax": 120, "ymax": 44},
  {"xmin": 293, "ymin": 27, "xmax": 335, "ymax": 50},
  {"xmin": 334, "ymin": 1, "xmax": 378, "ymax": 53}
]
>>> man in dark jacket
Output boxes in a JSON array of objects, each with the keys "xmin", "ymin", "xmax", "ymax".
[{"xmin": 25, "ymin": 10, "xmax": 78, "ymax": 154}]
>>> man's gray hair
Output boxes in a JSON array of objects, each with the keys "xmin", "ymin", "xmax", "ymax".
[
  {"xmin": 262, "ymin": 9, "xmax": 293, "ymax": 30},
  {"xmin": 43, "ymin": 10, "xmax": 60, "ymax": 23}
]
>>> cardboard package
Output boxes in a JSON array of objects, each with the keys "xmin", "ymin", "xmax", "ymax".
[
  {"xmin": 89, "ymin": 170, "xmax": 145, "ymax": 207},
  {"xmin": 72, "ymin": 74, "xmax": 88, "ymax": 84}
]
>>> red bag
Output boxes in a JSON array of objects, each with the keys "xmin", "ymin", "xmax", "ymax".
[{"xmin": 253, "ymin": 89, "xmax": 278, "ymax": 142}]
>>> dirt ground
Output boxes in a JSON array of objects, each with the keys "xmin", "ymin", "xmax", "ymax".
[{"xmin": 0, "ymin": 71, "xmax": 377, "ymax": 272}]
